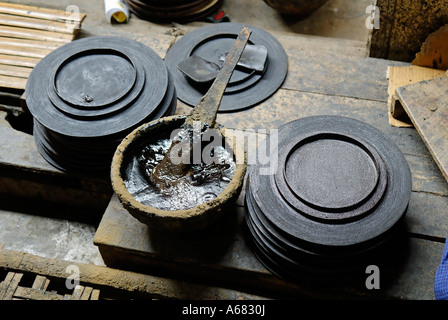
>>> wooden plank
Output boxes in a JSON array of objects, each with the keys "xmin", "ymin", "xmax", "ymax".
[
  {"xmin": 0, "ymin": 43, "xmax": 51, "ymax": 59},
  {"xmin": 0, "ymin": 25, "xmax": 74, "ymax": 42},
  {"xmin": 280, "ymin": 51, "xmax": 407, "ymax": 102},
  {"xmin": 80, "ymin": 286, "xmax": 93, "ymax": 300},
  {"xmin": 90, "ymin": 289, "xmax": 100, "ymax": 300},
  {"xmin": 0, "ymin": 36, "xmax": 64, "ymax": 50},
  {"xmin": 31, "ymin": 275, "xmax": 50, "ymax": 291},
  {"xmin": 13, "ymin": 286, "xmax": 64, "ymax": 300},
  {"xmin": 93, "ymin": 195, "xmax": 443, "ymax": 300},
  {"xmin": 0, "ymin": 75, "xmax": 26, "ymax": 90},
  {"xmin": 1, "ymin": 272, "xmax": 22, "ymax": 300},
  {"xmin": 0, "ymin": 54, "xmax": 39, "ymax": 67},
  {"xmin": 70, "ymin": 285, "xmax": 84, "ymax": 300},
  {"xmin": 0, "ymin": 272, "xmax": 15, "ymax": 299},
  {"xmin": 396, "ymin": 76, "xmax": 448, "ymax": 184},
  {"xmin": 387, "ymin": 66, "xmax": 446, "ymax": 127},
  {"xmin": 0, "ymin": 248, "xmax": 265, "ymax": 300},
  {"xmin": 0, "ymin": 2, "xmax": 86, "ymax": 23},
  {"xmin": 0, "ymin": 13, "xmax": 79, "ymax": 34},
  {"xmin": 0, "ymin": 64, "xmax": 32, "ymax": 78}
]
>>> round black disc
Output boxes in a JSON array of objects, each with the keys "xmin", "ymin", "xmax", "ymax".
[{"xmin": 164, "ymin": 23, "xmax": 288, "ymax": 112}]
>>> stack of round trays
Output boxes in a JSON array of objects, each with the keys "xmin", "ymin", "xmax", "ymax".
[
  {"xmin": 245, "ymin": 116, "xmax": 412, "ymax": 285},
  {"xmin": 125, "ymin": 0, "xmax": 224, "ymax": 23},
  {"xmin": 26, "ymin": 36, "xmax": 176, "ymax": 176}
]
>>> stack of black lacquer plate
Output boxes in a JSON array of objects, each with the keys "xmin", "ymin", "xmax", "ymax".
[
  {"xmin": 125, "ymin": 0, "xmax": 224, "ymax": 23},
  {"xmin": 25, "ymin": 36, "xmax": 176, "ymax": 176},
  {"xmin": 245, "ymin": 116, "xmax": 412, "ymax": 284}
]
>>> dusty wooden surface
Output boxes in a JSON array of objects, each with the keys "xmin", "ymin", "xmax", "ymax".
[
  {"xmin": 0, "ymin": 2, "xmax": 86, "ymax": 90},
  {"xmin": 0, "ymin": 24, "xmax": 447, "ymax": 299},
  {"xmin": 0, "ymin": 245, "xmax": 263, "ymax": 300},
  {"xmin": 387, "ymin": 66, "xmax": 447, "ymax": 128},
  {"xmin": 96, "ymin": 27, "xmax": 447, "ymax": 299},
  {"xmin": 396, "ymin": 76, "xmax": 448, "ymax": 186},
  {"xmin": 369, "ymin": 0, "xmax": 448, "ymax": 62}
]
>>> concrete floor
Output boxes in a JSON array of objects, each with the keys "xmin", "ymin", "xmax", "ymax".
[{"xmin": 0, "ymin": 0, "xmax": 373, "ymax": 266}]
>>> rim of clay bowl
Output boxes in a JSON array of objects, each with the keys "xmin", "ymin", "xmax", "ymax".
[{"xmin": 111, "ymin": 115, "xmax": 247, "ymax": 231}]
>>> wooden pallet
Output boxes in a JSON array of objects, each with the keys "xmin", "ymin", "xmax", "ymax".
[
  {"xmin": 0, "ymin": 271, "xmax": 100, "ymax": 300},
  {"xmin": 0, "ymin": 2, "xmax": 86, "ymax": 91}
]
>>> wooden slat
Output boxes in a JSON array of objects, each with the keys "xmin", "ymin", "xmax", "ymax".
[
  {"xmin": 0, "ymin": 13, "xmax": 79, "ymax": 34},
  {"xmin": 0, "ymin": 272, "xmax": 22, "ymax": 300},
  {"xmin": 0, "ymin": 43, "xmax": 51, "ymax": 59},
  {"xmin": 0, "ymin": 75, "xmax": 27, "ymax": 90},
  {"xmin": 80, "ymin": 286, "xmax": 93, "ymax": 300},
  {"xmin": 0, "ymin": 272, "xmax": 15, "ymax": 299},
  {"xmin": 70, "ymin": 285, "xmax": 84, "ymax": 300},
  {"xmin": 0, "ymin": 36, "xmax": 64, "ymax": 50},
  {"xmin": 90, "ymin": 289, "xmax": 100, "ymax": 300},
  {"xmin": 0, "ymin": 64, "xmax": 32, "ymax": 78},
  {"xmin": 0, "ymin": 2, "xmax": 86, "ymax": 23},
  {"xmin": 0, "ymin": 25, "xmax": 74, "ymax": 42},
  {"xmin": 0, "ymin": 54, "xmax": 39, "ymax": 67},
  {"xmin": 31, "ymin": 275, "xmax": 50, "ymax": 291},
  {"xmin": 13, "ymin": 286, "xmax": 64, "ymax": 300}
]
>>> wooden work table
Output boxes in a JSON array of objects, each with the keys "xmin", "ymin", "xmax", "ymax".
[{"xmin": 1, "ymin": 26, "xmax": 447, "ymax": 300}]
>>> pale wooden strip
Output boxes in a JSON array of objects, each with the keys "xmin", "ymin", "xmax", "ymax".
[
  {"xmin": 90, "ymin": 289, "xmax": 100, "ymax": 300},
  {"xmin": 80, "ymin": 286, "xmax": 93, "ymax": 300},
  {"xmin": 0, "ymin": 272, "xmax": 15, "ymax": 299},
  {"xmin": 0, "ymin": 64, "xmax": 32, "ymax": 78},
  {"xmin": 0, "ymin": 25, "xmax": 74, "ymax": 42},
  {"xmin": 0, "ymin": 75, "xmax": 27, "ymax": 90},
  {"xmin": 0, "ymin": 13, "xmax": 79, "ymax": 34},
  {"xmin": 0, "ymin": 54, "xmax": 39, "ymax": 67},
  {"xmin": 2, "ymin": 272, "xmax": 23, "ymax": 300},
  {"xmin": 0, "ymin": 44, "xmax": 51, "ymax": 59},
  {"xmin": 70, "ymin": 285, "xmax": 84, "ymax": 300},
  {"xmin": 0, "ymin": 3, "xmax": 86, "ymax": 23},
  {"xmin": 0, "ymin": 36, "xmax": 64, "ymax": 50},
  {"xmin": 31, "ymin": 275, "xmax": 50, "ymax": 291},
  {"xmin": 13, "ymin": 287, "xmax": 64, "ymax": 300}
]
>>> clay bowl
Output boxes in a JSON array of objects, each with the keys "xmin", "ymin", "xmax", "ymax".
[
  {"xmin": 263, "ymin": 0, "xmax": 329, "ymax": 17},
  {"xmin": 111, "ymin": 115, "xmax": 247, "ymax": 232}
]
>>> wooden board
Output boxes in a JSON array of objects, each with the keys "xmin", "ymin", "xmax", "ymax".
[
  {"xmin": 396, "ymin": 76, "xmax": 448, "ymax": 185},
  {"xmin": 0, "ymin": 2, "xmax": 86, "ymax": 91},
  {"xmin": 387, "ymin": 66, "xmax": 447, "ymax": 128},
  {"xmin": 0, "ymin": 245, "xmax": 264, "ymax": 300},
  {"xmin": 94, "ymin": 194, "xmax": 443, "ymax": 300}
]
